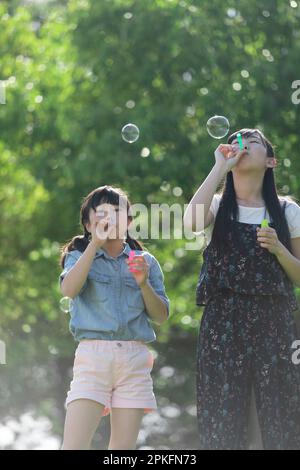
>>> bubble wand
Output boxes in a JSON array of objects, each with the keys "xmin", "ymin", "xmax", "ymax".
[
  {"xmin": 128, "ymin": 250, "xmax": 139, "ymax": 273},
  {"xmin": 260, "ymin": 218, "xmax": 269, "ymax": 228},
  {"xmin": 237, "ymin": 132, "xmax": 243, "ymax": 150}
]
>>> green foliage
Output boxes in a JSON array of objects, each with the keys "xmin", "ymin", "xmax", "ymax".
[{"xmin": 0, "ymin": 0, "xmax": 300, "ymax": 359}]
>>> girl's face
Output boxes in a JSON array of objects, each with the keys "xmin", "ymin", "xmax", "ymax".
[
  {"xmin": 230, "ymin": 132, "xmax": 276, "ymax": 172},
  {"xmin": 87, "ymin": 202, "xmax": 131, "ymax": 240}
]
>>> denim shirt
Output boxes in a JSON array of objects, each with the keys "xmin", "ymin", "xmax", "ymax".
[{"xmin": 59, "ymin": 241, "xmax": 170, "ymax": 343}]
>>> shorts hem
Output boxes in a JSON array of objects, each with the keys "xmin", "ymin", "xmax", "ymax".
[
  {"xmin": 108, "ymin": 403, "xmax": 157, "ymax": 415},
  {"xmin": 64, "ymin": 394, "xmax": 157, "ymax": 416},
  {"xmin": 111, "ymin": 399, "xmax": 157, "ymax": 409},
  {"xmin": 65, "ymin": 393, "xmax": 110, "ymax": 411}
]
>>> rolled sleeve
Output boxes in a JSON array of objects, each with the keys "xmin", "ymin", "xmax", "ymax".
[
  {"xmin": 148, "ymin": 255, "xmax": 170, "ymax": 318},
  {"xmin": 59, "ymin": 250, "xmax": 87, "ymax": 296}
]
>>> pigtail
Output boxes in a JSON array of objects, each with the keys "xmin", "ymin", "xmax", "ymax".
[
  {"xmin": 59, "ymin": 230, "xmax": 90, "ymax": 268},
  {"xmin": 126, "ymin": 231, "xmax": 146, "ymax": 252}
]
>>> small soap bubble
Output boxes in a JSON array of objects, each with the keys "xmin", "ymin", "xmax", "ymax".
[
  {"xmin": 121, "ymin": 123, "xmax": 139, "ymax": 143},
  {"xmin": 206, "ymin": 115, "xmax": 230, "ymax": 139},
  {"xmin": 59, "ymin": 296, "xmax": 74, "ymax": 313}
]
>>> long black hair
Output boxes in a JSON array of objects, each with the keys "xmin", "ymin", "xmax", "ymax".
[
  {"xmin": 210, "ymin": 128, "xmax": 296, "ymax": 254},
  {"xmin": 60, "ymin": 185, "xmax": 145, "ymax": 268}
]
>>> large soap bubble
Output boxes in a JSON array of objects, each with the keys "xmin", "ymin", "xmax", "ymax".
[{"xmin": 206, "ymin": 115, "xmax": 230, "ymax": 139}]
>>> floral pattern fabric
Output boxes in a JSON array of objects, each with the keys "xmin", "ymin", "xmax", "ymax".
[{"xmin": 195, "ymin": 219, "xmax": 300, "ymax": 449}]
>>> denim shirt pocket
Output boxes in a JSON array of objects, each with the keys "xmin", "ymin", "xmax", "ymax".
[
  {"xmin": 124, "ymin": 276, "xmax": 145, "ymax": 310},
  {"xmin": 88, "ymin": 271, "xmax": 111, "ymax": 302}
]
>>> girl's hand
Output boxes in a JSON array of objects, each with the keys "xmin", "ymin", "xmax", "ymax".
[
  {"xmin": 214, "ymin": 144, "xmax": 248, "ymax": 173},
  {"xmin": 256, "ymin": 226, "xmax": 284, "ymax": 257},
  {"xmin": 126, "ymin": 255, "xmax": 149, "ymax": 287},
  {"xmin": 90, "ymin": 216, "xmax": 115, "ymax": 250}
]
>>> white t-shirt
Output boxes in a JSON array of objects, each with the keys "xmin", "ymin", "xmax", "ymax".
[{"xmin": 202, "ymin": 194, "xmax": 300, "ymax": 245}]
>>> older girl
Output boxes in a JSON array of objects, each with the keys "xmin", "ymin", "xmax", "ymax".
[{"xmin": 184, "ymin": 128, "xmax": 300, "ymax": 449}]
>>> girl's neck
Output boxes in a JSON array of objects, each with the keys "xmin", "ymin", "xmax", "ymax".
[
  {"xmin": 101, "ymin": 239, "xmax": 126, "ymax": 258},
  {"xmin": 236, "ymin": 197, "xmax": 265, "ymax": 207},
  {"xmin": 233, "ymin": 172, "xmax": 264, "ymax": 207}
]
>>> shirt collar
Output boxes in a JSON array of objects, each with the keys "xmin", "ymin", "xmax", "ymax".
[{"xmin": 95, "ymin": 241, "xmax": 132, "ymax": 259}]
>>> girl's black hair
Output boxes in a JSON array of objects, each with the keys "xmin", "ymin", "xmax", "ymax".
[
  {"xmin": 210, "ymin": 128, "xmax": 296, "ymax": 254},
  {"xmin": 59, "ymin": 185, "xmax": 145, "ymax": 268}
]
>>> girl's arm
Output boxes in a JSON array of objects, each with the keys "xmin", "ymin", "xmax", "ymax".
[
  {"xmin": 140, "ymin": 281, "xmax": 168, "ymax": 325},
  {"xmin": 275, "ymin": 238, "xmax": 300, "ymax": 288},
  {"xmin": 183, "ymin": 144, "xmax": 244, "ymax": 233},
  {"xmin": 61, "ymin": 216, "xmax": 112, "ymax": 298},
  {"xmin": 256, "ymin": 227, "xmax": 300, "ymax": 288},
  {"xmin": 61, "ymin": 242, "xmax": 98, "ymax": 298},
  {"xmin": 183, "ymin": 162, "xmax": 226, "ymax": 233},
  {"xmin": 126, "ymin": 255, "xmax": 170, "ymax": 325}
]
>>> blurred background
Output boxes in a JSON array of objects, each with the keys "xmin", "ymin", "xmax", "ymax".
[{"xmin": 0, "ymin": 0, "xmax": 300, "ymax": 450}]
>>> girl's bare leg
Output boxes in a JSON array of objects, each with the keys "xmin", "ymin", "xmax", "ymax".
[
  {"xmin": 108, "ymin": 408, "xmax": 144, "ymax": 450},
  {"xmin": 61, "ymin": 399, "xmax": 105, "ymax": 450}
]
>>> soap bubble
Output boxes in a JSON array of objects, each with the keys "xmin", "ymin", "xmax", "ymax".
[
  {"xmin": 206, "ymin": 115, "xmax": 230, "ymax": 139},
  {"xmin": 59, "ymin": 296, "xmax": 74, "ymax": 313},
  {"xmin": 121, "ymin": 123, "xmax": 139, "ymax": 143}
]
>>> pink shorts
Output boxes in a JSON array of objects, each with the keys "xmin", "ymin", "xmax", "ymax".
[{"xmin": 65, "ymin": 339, "xmax": 157, "ymax": 417}]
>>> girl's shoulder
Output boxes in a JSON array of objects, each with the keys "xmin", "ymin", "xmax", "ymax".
[
  {"xmin": 65, "ymin": 248, "xmax": 83, "ymax": 258},
  {"xmin": 62, "ymin": 248, "xmax": 84, "ymax": 265},
  {"xmin": 279, "ymin": 196, "xmax": 300, "ymax": 238},
  {"xmin": 132, "ymin": 249, "xmax": 161, "ymax": 268},
  {"xmin": 278, "ymin": 195, "xmax": 300, "ymax": 212},
  {"xmin": 133, "ymin": 248, "xmax": 153, "ymax": 261}
]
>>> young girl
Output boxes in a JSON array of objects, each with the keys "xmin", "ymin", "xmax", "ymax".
[
  {"xmin": 59, "ymin": 185, "xmax": 170, "ymax": 450},
  {"xmin": 184, "ymin": 128, "xmax": 300, "ymax": 450}
]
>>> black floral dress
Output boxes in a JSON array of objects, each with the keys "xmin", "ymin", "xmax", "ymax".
[{"xmin": 195, "ymin": 208, "xmax": 300, "ymax": 450}]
